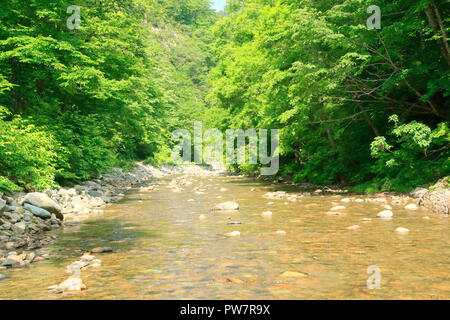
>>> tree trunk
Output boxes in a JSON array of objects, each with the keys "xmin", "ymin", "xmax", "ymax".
[{"xmin": 424, "ymin": 2, "xmax": 450, "ymax": 67}]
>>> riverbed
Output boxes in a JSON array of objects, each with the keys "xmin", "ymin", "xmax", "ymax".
[{"xmin": 0, "ymin": 175, "xmax": 448, "ymax": 299}]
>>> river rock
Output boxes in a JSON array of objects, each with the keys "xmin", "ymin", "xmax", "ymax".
[
  {"xmin": 23, "ymin": 193, "xmax": 63, "ymax": 220},
  {"xmin": 1, "ymin": 258, "xmax": 19, "ymax": 267},
  {"xmin": 377, "ymin": 210, "xmax": 393, "ymax": 219},
  {"xmin": 226, "ymin": 277, "xmax": 243, "ymax": 284},
  {"xmin": 59, "ymin": 188, "xmax": 77, "ymax": 197},
  {"xmin": 12, "ymin": 222, "xmax": 27, "ymax": 234},
  {"xmin": 263, "ymin": 191, "xmax": 286, "ymax": 199},
  {"xmin": 405, "ymin": 203, "xmax": 419, "ymax": 210},
  {"xmin": 214, "ymin": 201, "xmax": 239, "ymax": 211},
  {"xmin": 0, "ymin": 199, "xmax": 6, "ymax": 214},
  {"xmin": 52, "ymin": 276, "xmax": 86, "ymax": 293},
  {"xmin": 0, "ymin": 274, "xmax": 6, "ymax": 281},
  {"xmin": 80, "ymin": 254, "xmax": 96, "ymax": 262},
  {"xmin": 330, "ymin": 206, "xmax": 346, "ymax": 211},
  {"xmin": 341, "ymin": 198, "xmax": 351, "ymax": 203},
  {"xmin": 281, "ymin": 271, "xmax": 308, "ymax": 278},
  {"xmin": 225, "ymin": 231, "xmax": 240, "ymax": 237},
  {"xmin": 410, "ymin": 187, "xmax": 427, "ymax": 199},
  {"xmin": 87, "ymin": 190, "xmax": 103, "ymax": 198},
  {"xmin": 91, "ymin": 247, "xmax": 113, "ymax": 253},
  {"xmin": 24, "ymin": 203, "xmax": 51, "ymax": 219}
]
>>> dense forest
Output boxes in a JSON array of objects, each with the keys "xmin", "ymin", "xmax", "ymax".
[{"xmin": 0, "ymin": 0, "xmax": 449, "ymax": 193}]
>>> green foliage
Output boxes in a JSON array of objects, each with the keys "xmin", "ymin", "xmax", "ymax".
[
  {"xmin": 203, "ymin": 0, "xmax": 449, "ymax": 191},
  {"xmin": 0, "ymin": 108, "xmax": 60, "ymax": 191},
  {"xmin": 369, "ymin": 117, "xmax": 450, "ymax": 191},
  {"xmin": 0, "ymin": 0, "xmax": 217, "ymax": 191}
]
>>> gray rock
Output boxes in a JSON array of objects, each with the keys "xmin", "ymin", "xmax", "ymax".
[
  {"xmin": 3, "ymin": 212, "xmax": 21, "ymax": 223},
  {"xmin": 4, "ymin": 205, "xmax": 15, "ymax": 212},
  {"xmin": 58, "ymin": 188, "xmax": 77, "ymax": 197},
  {"xmin": 24, "ymin": 204, "xmax": 51, "ymax": 219},
  {"xmin": 410, "ymin": 187, "xmax": 427, "ymax": 199},
  {"xmin": 91, "ymin": 247, "xmax": 113, "ymax": 253},
  {"xmin": 1, "ymin": 258, "xmax": 19, "ymax": 267},
  {"xmin": 12, "ymin": 222, "xmax": 27, "ymax": 234},
  {"xmin": 88, "ymin": 190, "xmax": 103, "ymax": 198},
  {"xmin": 89, "ymin": 197, "xmax": 105, "ymax": 207},
  {"xmin": 0, "ymin": 274, "xmax": 6, "ymax": 281},
  {"xmin": 23, "ymin": 193, "xmax": 63, "ymax": 220},
  {"xmin": 0, "ymin": 199, "xmax": 6, "ymax": 213}
]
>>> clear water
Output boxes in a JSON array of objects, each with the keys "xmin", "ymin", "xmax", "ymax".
[{"xmin": 0, "ymin": 176, "xmax": 448, "ymax": 299}]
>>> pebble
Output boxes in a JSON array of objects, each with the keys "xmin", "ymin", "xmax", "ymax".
[
  {"xmin": 405, "ymin": 203, "xmax": 419, "ymax": 210},
  {"xmin": 275, "ymin": 230, "xmax": 286, "ymax": 235},
  {"xmin": 91, "ymin": 247, "xmax": 113, "ymax": 253},
  {"xmin": 225, "ymin": 231, "xmax": 240, "ymax": 237},
  {"xmin": 80, "ymin": 254, "xmax": 96, "ymax": 262},
  {"xmin": 395, "ymin": 227, "xmax": 410, "ymax": 233},
  {"xmin": 226, "ymin": 277, "xmax": 243, "ymax": 284},
  {"xmin": 227, "ymin": 221, "xmax": 242, "ymax": 225},
  {"xmin": 362, "ymin": 218, "xmax": 372, "ymax": 222},
  {"xmin": 341, "ymin": 198, "xmax": 351, "ymax": 203},
  {"xmin": 281, "ymin": 271, "xmax": 308, "ymax": 278},
  {"xmin": 355, "ymin": 199, "xmax": 364, "ymax": 203},
  {"xmin": 199, "ymin": 214, "xmax": 207, "ymax": 220},
  {"xmin": 346, "ymin": 225, "xmax": 360, "ymax": 231},
  {"xmin": 330, "ymin": 206, "xmax": 346, "ymax": 211},
  {"xmin": 261, "ymin": 211, "xmax": 273, "ymax": 216},
  {"xmin": 326, "ymin": 211, "xmax": 344, "ymax": 216}
]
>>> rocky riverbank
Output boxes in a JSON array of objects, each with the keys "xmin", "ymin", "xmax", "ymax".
[
  {"xmin": 413, "ymin": 177, "xmax": 450, "ymax": 215},
  {"xmin": 0, "ymin": 162, "xmax": 224, "ymax": 271}
]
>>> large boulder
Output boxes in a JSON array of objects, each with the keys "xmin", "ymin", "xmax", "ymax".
[
  {"xmin": 23, "ymin": 193, "xmax": 63, "ymax": 220},
  {"xmin": 418, "ymin": 177, "xmax": 450, "ymax": 215},
  {"xmin": 24, "ymin": 203, "xmax": 52, "ymax": 219}
]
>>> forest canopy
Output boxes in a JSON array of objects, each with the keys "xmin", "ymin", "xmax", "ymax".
[{"xmin": 0, "ymin": 0, "xmax": 449, "ymax": 193}]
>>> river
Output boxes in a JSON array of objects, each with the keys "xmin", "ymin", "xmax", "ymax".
[{"xmin": 0, "ymin": 175, "xmax": 448, "ymax": 299}]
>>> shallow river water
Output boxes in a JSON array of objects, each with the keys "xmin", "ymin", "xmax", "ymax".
[{"xmin": 0, "ymin": 176, "xmax": 448, "ymax": 299}]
